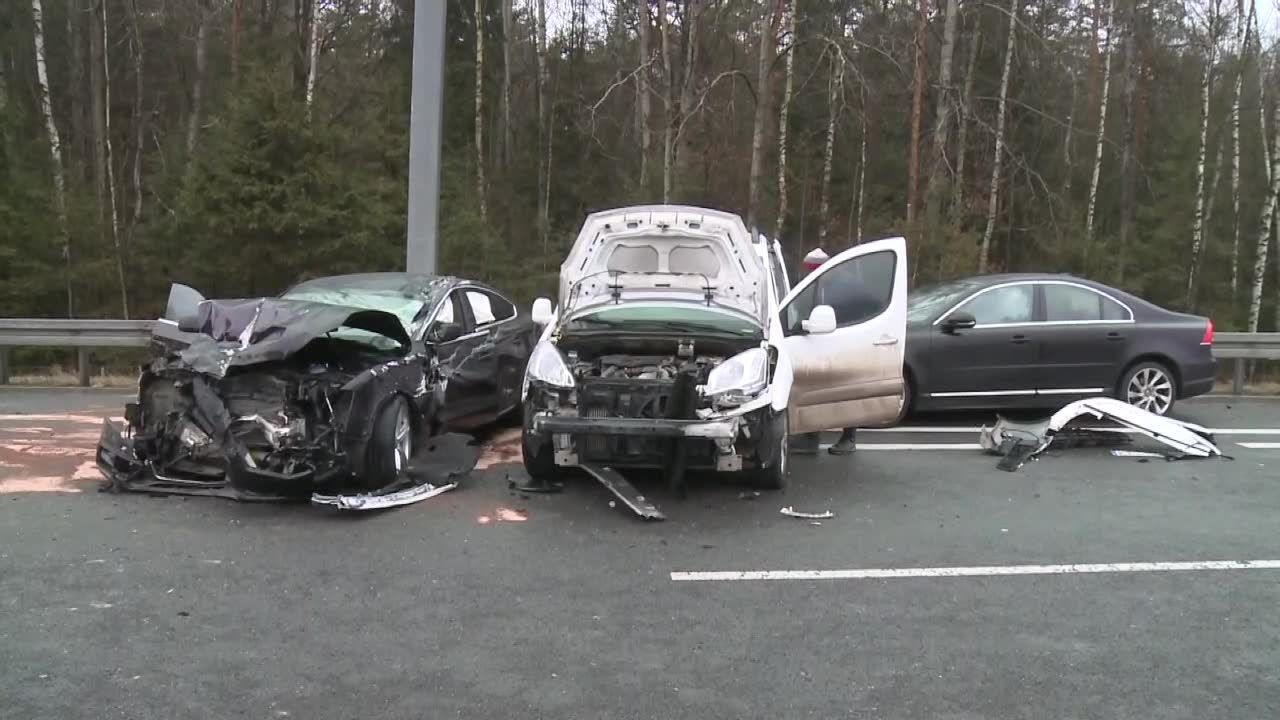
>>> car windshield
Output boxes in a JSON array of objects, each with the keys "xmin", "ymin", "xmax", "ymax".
[
  {"xmin": 907, "ymin": 280, "xmax": 983, "ymax": 323},
  {"xmin": 565, "ymin": 304, "xmax": 762, "ymax": 337},
  {"xmin": 280, "ymin": 288, "xmax": 428, "ymax": 350}
]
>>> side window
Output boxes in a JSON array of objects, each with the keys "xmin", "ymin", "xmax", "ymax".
[
  {"xmin": 427, "ymin": 292, "xmax": 466, "ymax": 343},
  {"xmin": 435, "ymin": 293, "xmax": 456, "ymax": 324},
  {"xmin": 465, "ymin": 290, "xmax": 514, "ymax": 328},
  {"xmin": 483, "ymin": 291, "xmax": 516, "ymax": 322},
  {"xmin": 783, "ymin": 250, "xmax": 896, "ymax": 335},
  {"xmin": 1043, "ymin": 284, "xmax": 1128, "ymax": 322},
  {"xmin": 955, "ymin": 285, "xmax": 1034, "ymax": 325}
]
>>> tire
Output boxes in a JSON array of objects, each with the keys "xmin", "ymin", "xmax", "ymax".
[
  {"xmin": 896, "ymin": 371, "xmax": 916, "ymax": 424},
  {"xmin": 365, "ymin": 397, "xmax": 413, "ymax": 488},
  {"xmin": 752, "ymin": 411, "xmax": 790, "ymax": 491},
  {"xmin": 521, "ymin": 404, "xmax": 558, "ymax": 482},
  {"xmin": 1118, "ymin": 360, "xmax": 1177, "ymax": 416}
]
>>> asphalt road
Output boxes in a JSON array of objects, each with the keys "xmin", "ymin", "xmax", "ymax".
[{"xmin": 2, "ymin": 388, "xmax": 1279, "ymax": 719}]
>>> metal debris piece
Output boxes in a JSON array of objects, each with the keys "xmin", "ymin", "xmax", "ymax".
[
  {"xmin": 580, "ymin": 463, "xmax": 665, "ymax": 520},
  {"xmin": 979, "ymin": 397, "xmax": 1220, "ymax": 472},
  {"xmin": 1111, "ymin": 449, "xmax": 1167, "ymax": 458},
  {"xmin": 311, "ymin": 481, "xmax": 457, "ymax": 511},
  {"xmin": 780, "ymin": 506, "xmax": 834, "ymax": 520}
]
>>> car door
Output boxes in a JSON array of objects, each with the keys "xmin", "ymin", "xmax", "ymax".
[
  {"xmin": 778, "ymin": 237, "xmax": 907, "ymax": 433},
  {"xmin": 467, "ymin": 288, "xmax": 528, "ymax": 419},
  {"xmin": 926, "ymin": 282, "xmax": 1040, "ymax": 400},
  {"xmin": 426, "ymin": 291, "xmax": 491, "ymax": 429},
  {"xmin": 1033, "ymin": 281, "xmax": 1134, "ymax": 396}
]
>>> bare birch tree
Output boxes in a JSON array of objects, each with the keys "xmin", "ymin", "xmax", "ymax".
[
  {"xmin": 1229, "ymin": 0, "xmax": 1254, "ymax": 298},
  {"xmin": 658, "ymin": 0, "xmax": 674, "ymax": 201},
  {"xmin": 101, "ymin": 0, "xmax": 129, "ymax": 317},
  {"xmin": 1084, "ymin": 0, "xmax": 1114, "ymax": 258},
  {"xmin": 906, "ymin": 0, "xmax": 928, "ymax": 227},
  {"xmin": 1186, "ymin": 0, "xmax": 1222, "ymax": 308},
  {"xmin": 922, "ymin": 0, "xmax": 960, "ymax": 235},
  {"xmin": 775, "ymin": 2, "xmax": 797, "ymax": 237},
  {"xmin": 127, "ymin": 0, "xmax": 145, "ymax": 239},
  {"xmin": 306, "ymin": 2, "xmax": 321, "ymax": 116},
  {"xmin": 747, "ymin": 0, "xmax": 777, "ymax": 229},
  {"xmin": 817, "ymin": 44, "xmax": 844, "ymax": 246},
  {"xmin": 951, "ymin": 25, "xmax": 980, "ymax": 229},
  {"xmin": 31, "ymin": 0, "xmax": 74, "ymax": 316},
  {"xmin": 979, "ymin": 0, "xmax": 1018, "ymax": 273},
  {"xmin": 187, "ymin": 0, "xmax": 210, "ymax": 157},
  {"xmin": 1248, "ymin": 92, "xmax": 1280, "ymax": 332},
  {"xmin": 475, "ymin": 0, "xmax": 487, "ymax": 222},
  {"xmin": 502, "ymin": 0, "xmax": 514, "ymax": 168},
  {"xmin": 536, "ymin": 0, "xmax": 549, "ymax": 263}
]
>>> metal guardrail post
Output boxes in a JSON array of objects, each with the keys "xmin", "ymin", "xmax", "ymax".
[
  {"xmin": 78, "ymin": 348, "xmax": 90, "ymax": 387},
  {"xmin": 1233, "ymin": 358, "xmax": 1246, "ymax": 395},
  {"xmin": 0, "ymin": 349, "xmax": 8, "ymax": 385}
]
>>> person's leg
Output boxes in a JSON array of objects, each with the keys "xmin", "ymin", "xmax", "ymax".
[
  {"xmin": 828, "ymin": 427, "xmax": 857, "ymax": 455},
  {"xmin": 791, "ymin": 431, "xmax": 821, "ymax": 455}
]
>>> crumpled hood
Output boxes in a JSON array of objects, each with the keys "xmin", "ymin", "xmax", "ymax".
[{"xmin": 157, "ymin": 298, "xmax": 412, "ymax": 377}]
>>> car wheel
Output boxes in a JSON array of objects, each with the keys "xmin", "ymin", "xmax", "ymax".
[
  {"xmin": 1119, "ymin": 361, "xmax": 1176, "ymax": 416},
  {"xmin": 896, "ymin": 371, "xmax": 916, "ymax": 424},
  {"xmin": 365, "ymin": 397, "xmax": 413, "ymax": 488},
  {"xmin": 521, "ymin": 405, "xmax": 558, "ymax": 482},
  {"xmin": 752, "ymin": 411, "xmax": 789, "ymax": 491}
]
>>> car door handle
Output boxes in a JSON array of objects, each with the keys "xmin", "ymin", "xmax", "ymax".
[
  {"xmin": 1010, "ymin": 334, "xmax": 1031, "ymax": 345},
  {"xmin": 872, "ymin": 336, "xmax": 899, "ymax": 346},
  {"xmin": 1106, "ymin": 332, "xmax": 1125, "ymax": 341}
]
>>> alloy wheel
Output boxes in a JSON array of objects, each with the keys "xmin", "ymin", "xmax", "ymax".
[{"xmin": 1127, "ymin": 367, "xmax": 1174, "ymax": 415}]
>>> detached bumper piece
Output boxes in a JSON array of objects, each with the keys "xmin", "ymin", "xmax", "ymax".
[{"xmin": 580, "ymin": 463, "xmax": 665, "ymax": 521}]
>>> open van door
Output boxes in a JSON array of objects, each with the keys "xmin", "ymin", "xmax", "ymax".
[{"xmin": 778, "ymin": 237, "xmax": 907, "ymax": 433}]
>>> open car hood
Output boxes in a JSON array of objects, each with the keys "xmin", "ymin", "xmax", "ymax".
[
  {"xmin": 558, "ymin": 206, "xmax": 767, "ymax": 321},
  {"xmin": 155, "ymin": 288, "xmax": 412, "ymax": 377}
]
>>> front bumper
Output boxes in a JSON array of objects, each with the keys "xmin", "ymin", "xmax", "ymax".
[{"xmin": 531, "ymin": 414, "xmax": 739, "ymax": 439}]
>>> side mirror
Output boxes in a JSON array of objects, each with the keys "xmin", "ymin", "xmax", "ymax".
[
  {"xmin": 431, "ymin": 322, "xmax": 464, "ymax": 344},
  {"xmin": 531, "ymin": 297, "xmax": 554, "ymax": 326},
  {"xmin": 801, "ymin": 305, "xmax": 837, "ymax": 335},
  {"xmin": 164, "ymin": 283, "xmax": 206, "ymax": 323},
  {"xmin": 941, "ymin": 311, "xmax": 977, "ymax": 333}
]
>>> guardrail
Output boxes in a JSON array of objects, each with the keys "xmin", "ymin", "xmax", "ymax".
[{"xmin": 0, "ymin": 320, "xmax": 1278, "ymax": 391}]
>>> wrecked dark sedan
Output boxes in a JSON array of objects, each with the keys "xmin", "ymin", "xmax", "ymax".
[{"xmin": 96, "ymin": 273, "xmax": 536, "ymax": 509}]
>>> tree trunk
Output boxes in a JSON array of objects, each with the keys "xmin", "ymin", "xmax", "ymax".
[
  {"xmin": 1229, "ymin": 0, "xmax": 1254, "ymax": 300},
  {"xmin": 306, "ymin": 2, "xmax": 320, "ymax": 115},
  {"xmin": 817, "ymin": 46, "xmax": 843, "ymax": 247},
  {"xmin": 1248, "ymin": 96, "xmax": 1280, "ymax": 332},
  {"xmin": 1203, "ymin": 132, "xmax": 1227, "ymax": 231},
  {"xmin": 978, "ymin": 0, "xmax": 1017, "ymax": 274},
  {"xmin": 1084, "ymin": 0, "xmax": 1113, "ymax": 263},
  {"xmin": 906, "ymin": 0, "xmax": 928, "ymax": 227},
  {"xmin": 474, "ymin": 0, "xmax": 487, "ymax": 222},
  {"xmin": 855, "ymin": 82, "xmax": 867, "ymax": 243},
  {"xmin": 502, "ymin": 0, "xmax": 514, "ymax": 169},
  {"xmin": 231, "ymin": 0, "xmax": 244, "ymax": 81},
  {"xmin": 101, "ymin": 0, "xmax": 129, "ymax": 318},
  {"xmin": 90, "ymin": 0, "xmax": 107, "ymax": 227},
  {"xmin": 658, "ymin": 0, "xmax": 674, "ymax": 202},
  {"xmin": 951, "ymin": 26, "xmax": 980, "ymax": 229},
  {"xmin": 67, "ymin": 0, "xmax": 88, "ymax": 188},
  {"xmin": 921, "ymin": 0, "xmax": 960, "ymax": 237},
  {"xmin": 746, "ymin": 0, "xmax": 776, "ymax": 229},
  {"xmin": 1186, "ymin": 0, "xmax": 1221, "ymax": 309},
  {"xmin": 536, "ymin": 0, "xmax": 549, "ymax": 266},
  {"xmin": 1116, "ymin": 1, "xmax": 1138, "ymax": 283},
  {"xmin": 187, "ymin": 1, "xmax": 209, "ymax": 157},
  {"xmin": 31, "ymin": 0, "xmax": 74, "ymax": 316},
  {"xmin": 127, "ymin": 0, "xmax": 144, "ymax": 240},
  {"xmin": 775, "ymin": 2, "xmax": 797, "ymax": 237}
]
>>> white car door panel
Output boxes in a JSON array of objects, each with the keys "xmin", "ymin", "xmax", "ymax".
[{"xmin": 779, "ymin": 237, "xmax": 908, "ymax": 433}]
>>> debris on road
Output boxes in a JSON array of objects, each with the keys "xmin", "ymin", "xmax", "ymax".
[
  {"xmin": 1111, "ymin": 449, "xmax": 1168, "ymax": 458},
  {"xmin": 582, "ymin": 463, "xmax": 665, "ymax": 520},
  {"xmin": 980, "ymin": 397, "xmax": 1220, "ymax": 471},
  {"xmin": 780, "ymin": 506, "xmax": 835, "ymax": 520},
  {"xmin": 739, "ymin": 491, "xmax": 761, "ymax": 501}
]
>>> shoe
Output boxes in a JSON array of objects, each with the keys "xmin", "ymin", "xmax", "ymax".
[{"xmin": 828, "ymin": 438, "xmax": 857, "ymax": 455}]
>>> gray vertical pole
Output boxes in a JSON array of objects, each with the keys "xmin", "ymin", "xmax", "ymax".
[{"xmin": 407, "ymin": 0, "xmax": 447, "ymax": 274}]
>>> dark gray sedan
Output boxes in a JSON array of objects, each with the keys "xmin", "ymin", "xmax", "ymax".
[{"xmin": 904, "ymin": 274, "xmax": 1215, "ymax": 416}]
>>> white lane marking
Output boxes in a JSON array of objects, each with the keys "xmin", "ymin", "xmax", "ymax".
[
  {"xmin": 819, "ymin": 443, "xmax": 982, "ymax": 451},
  {"xmin": 858, "ymin": 426, "xmax": 1280, "ymax": 435},
  {"xmin": 670, "ymin": 560, "xmax": 1280, "ymax": 582},
  {"xmin": 1237, "ymin": 442, "xmax": 1280, "ymax": 449}
]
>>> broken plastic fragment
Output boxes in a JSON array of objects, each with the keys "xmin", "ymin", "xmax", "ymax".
[{"xmin": 780, "ymin": 506, "xmax": 834, "ymax": 520}]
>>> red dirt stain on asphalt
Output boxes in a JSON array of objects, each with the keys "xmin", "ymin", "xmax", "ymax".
[
  {"xmin": 495, "ymin": 507, "xmax": 529, "ymax": 522},
  {"xmin": 0, "ymin": 416, "xmax": 109, "ymax": 494},
  {"xmin": 474, "ymin": 428, "xmax": 523, "ymax": 470}
]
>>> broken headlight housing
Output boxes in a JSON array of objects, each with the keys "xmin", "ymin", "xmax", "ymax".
[
  {"xmin": 701, "ymin": 347, "xmax": 768, "ymax": 406},
  {"xmin": 523, "ymin": 340, "xmax": 575, "ymax": 398}
]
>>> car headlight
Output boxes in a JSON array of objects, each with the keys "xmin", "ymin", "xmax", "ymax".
[
  {"xmin": 701, "ymin": 347, "xmax": 769, "ymax": 404},
  {"xmin": 524, "ymin": 340, "xmax": 575, "ymax": 397}
]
